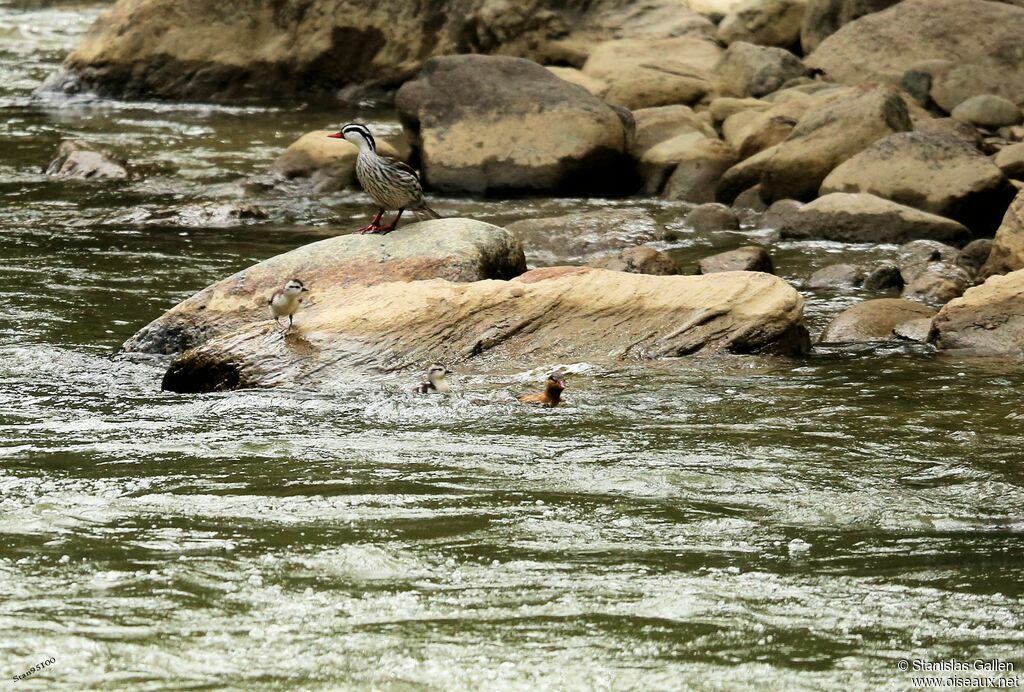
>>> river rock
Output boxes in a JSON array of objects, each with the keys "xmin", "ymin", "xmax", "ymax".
[
  {"xmin": 775, "ymin": 193, "xmax": 971, "ymax": 244},
  {"xmin": 951, "ymin": 95, "xmax": 1023, "ymax": 129},
  {"xmin": 956, "ymin": 239, "xmax": 994, "ymax": 275},
  {"xmin": 122, "ymin": 219, "xmax": 526, "ymax": 356},
  {"xmin": 631, "ymin": 106, "xmax": 717, "ymax": 158},
  {"xmin": 546, "ymin": 67, "xmax": 609, "ymax": 97},
  {"xmin": 712, "ymin": 42, "xmax": 809, "ymax": 99},
  {"xmin": 808, "ymin": 263, "xmax": 864, "ymax": 288},
  {"xmin": 892, "ymin": 317, "xmax": 933, "ymax": 342},
  {"xmin": 800, "ymin": 0, "xmax": 901, "ymax": 54},
  {"xmin": 271, "ymin": 130, "xmax": 403, "ymax": 191},
  {"xmin": 581, "ymin": 36, "xmax": 722, "ymax": 109},
  {"xmin": 709, "ymin": 96, "xmax": 770, "ymax": 124},
  {"xmin": 44, "ymin": 139, "xmax": 128, "ymax": 181},
  {"xmin": 901, "ymin": 262, "xmax": 972, "ymax": 305},
  {"xmin": 717, "ymin": 0, "xmax": 807, "ymax": 49},
  {"xmin": 699, "ymin": 246, "xmax": 774, "ymax": 274},
  {"xmin": 863, "ymin": 262, "xmax": 904, "ymax": 292},
  {"xmin": 160, "ymin": 268, "xmax": 811, "ymax": 392},
  {"xmin": 932, "ymin": 269, "xmax": 1024, "ymax": 355},
  {"xmin": 504, "ymin": 208, "xmax": 661, "ymax": 264},
  {"xmin": 820, "ymin": 298, "xmax": 936, "ymax": 342},
  {"xmin": 820, "ymin": 131, "xmax": 1013, "ymax": 234},
  {"xmin": 898, "ymin": 239, "xmax": 961, "ymax": 282},
  {"xmin": 395, "ymin": 55, "xmax": 636, "ymax": 196},
  {"xmin": 756, "ymin": 83, "xmax": 912, "ymax": 202},
  {"xmin": 587, "ymin": 246, "xmax": 677, "ymax": 275},
  {"xmin": 994, "ymin": 143, "xmax": 1024, "ymax": 180},
  {"xmin": 805, "ymin": 0, "xmax": 1024, "ymax": 113},
  {"xmin": 979, "ymin": 189, "xmax": 1024, "ymax": 278},
  {"xmin": 687, "ymin": 203, "xmax": 741, "ymax": 232},
  {"xmin": 732, "ymin": 185, "xmax": 770, "ymax": 212},
  {"xmin": 658, "ymin": 138, "xmax": 740, "ymax": 203}
]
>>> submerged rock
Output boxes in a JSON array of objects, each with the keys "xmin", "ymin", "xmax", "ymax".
[
  {"xmin": 396, "ymin": 55, "xmax": 636, "ymax": 196},
  {"xmin": 160, "ymin": 268, "xmax": 810, "ymax": 392},
  {"xmin": 820, "ymin": 298, "xmax": 936, "ymax": 343},
  {"xmin": 698, "ymin": 246, "xmax": 774, "ymax": 274},
  {"xmin": 122, "ymin": 219, "xmax": 526, "ymax": 356},
  {"xmin": 44, "ymin": 139, "xmax": 128, "ymax": 181},
  {"xmin": 775, "ymin": 193, "xmax": 971, "ymax": 245},
  {"xmin": 686, "ymin": 203, "xmax": 741, "ymax": 232},
  {"xmin": 504, "ymin": 208, "xmax": 661, "ymax": 264},
  {"xmin": 932, "ymin": 269, "xmax": 1024, "ymax": 355},
  {"xmin": 271, "ymin": 130, "xmax": 404, "ymax": 191},
  {"xmin": 587, "ymin": 246, "xmax": 677, "ymax": 275}
]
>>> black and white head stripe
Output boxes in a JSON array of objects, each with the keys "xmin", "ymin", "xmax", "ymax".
[
  {"xmin": 341, "ymin": 123, "xmax": 375, "ymax": 151},
  {"xmin": 286, "ymin": 279, "xmax": 305, "ymax": 289}
]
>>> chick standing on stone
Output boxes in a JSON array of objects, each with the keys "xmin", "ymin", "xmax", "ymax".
[
  {"xmin": 268, "ymin": 278, "xmax": 309, "ymax": 332},
  {"xmin": 328, "ymin": 123, "xmax": 440, "ymax": 234},
  {"xmin": 516, "ymin": 372, "xmax": 566, "ymax": 407},
  {"xmin": 414, "ymin": 364, "xmax": 452, "ymax": 394}
]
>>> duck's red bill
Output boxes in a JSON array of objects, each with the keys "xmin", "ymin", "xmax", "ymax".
[{"xmin": 327, "ymin": 132, "xmax": 343, "ymax": 139}]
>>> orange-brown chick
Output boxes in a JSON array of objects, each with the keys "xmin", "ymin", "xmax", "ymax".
[{"xmin": 516, "ymin": 373, "xmax": 566, "ymax": 407}]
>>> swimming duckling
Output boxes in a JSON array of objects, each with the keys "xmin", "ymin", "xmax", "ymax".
[
  {"xmin": 516, "ymin": 372, "xmax": 566, "ymax": 407},
  {"xmin": 268, "ymin": 278, "xmax": 309, "ymax": 332},
  {"xmin": 414, "ymin": 364, "xmax": 452, "ymax": 394}
]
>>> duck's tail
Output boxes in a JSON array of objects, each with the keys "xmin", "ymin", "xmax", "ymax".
[{"xmin": 414, "ymin": 203, "xmax": 442, "ymax": 220}]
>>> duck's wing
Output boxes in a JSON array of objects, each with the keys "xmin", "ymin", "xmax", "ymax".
[{"xmin": 382, "ymin": 156, "xmax": 421, "ymax": 183}]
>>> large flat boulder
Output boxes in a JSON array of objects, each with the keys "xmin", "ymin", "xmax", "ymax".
[
  {"xmin": 805, "ymin": 0, "xmax": 1024, "ymax": 112},
  {"xmin": 160, "ymin": 268, "xmax": 810, "ymax": 392},
  {"xmin": 775, "ymin": 193, "xmax": 972, "ymax": 244},
  {"xmin": 43, "ymin": 0, "xmax": 715, "ymax": 101},
  {"xmin": 395, "ymin": 55, "xmax": 637, "ymax": 195},
  {"xmin": 932, "ymin": 269, "xmax": 1024, "ymax": 355},
  {"xmin": 980, "ymin": 189, "xmax": 1024, "ymax": 278},
  {"xmin": 820, "ymin": 131, "xmax": 1014, "ymax": 234},
  {"xmin": 122, "ymin": 219, "xmax": 526, "ymax": 356}
]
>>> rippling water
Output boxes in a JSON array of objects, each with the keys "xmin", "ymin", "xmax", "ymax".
[{"xmin": 2, "ymin": 2, "xmax": 1023, "ymax": 689}]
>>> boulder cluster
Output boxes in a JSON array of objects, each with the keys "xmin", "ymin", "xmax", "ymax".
[{"xmin": 52, "ymin": 0, "xmax": 1024, "ymax": 385}]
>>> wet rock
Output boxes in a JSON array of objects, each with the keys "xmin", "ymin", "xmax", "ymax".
[
  {"xmin": 581, "ymin": 36, "xmax": 721, "ymax": 109},
  {"xmin": 820, "ymin": 298, "xmax": 936, "ymax": 342},
  {"xmin": 587, "ymin": 246, "xmax": 677, "ymax": 275},
  {"xmin": 122, "ymin": 219, "xmax": 526, "ymax": 356},
  {"xmin": 933, "ymin": 269, "xmax": 1024, "ymax": 355},
  {"xmin": 820, "ymin": 131, "xmax": 1014, "ymax": 234},
  {"xmin": 893, "ymin": 317, "xmax": 934, "ymax": 342},
  {"xmin": 732, "ymin": 185, "xmax": 770, "ymax": 212},
  {"xmin": 546, "ymin": 67, "xmax": 609, "ymax": 97},
  {"xmin": 994, "ymin": 143, "xmax": 1024, "ymax": 180},
  {"xmin": 980, "ymin": 189, "xmax": 1024, "ymax": 278},
  {"xmin": 898, "ymin": 239, "xmax": 961, "ymax": 280},
  {"xmin": 956, "ymin": 239, "xmax": 994, "ymax": 276},
  {"xmin": 775, "ymin": 193, "xmax": 971, "ymax": 245},
  {"xmin": 271, "ymin": 130, "xmax": 404, "ymax": 192},
  {"xmin": 47, "ymin": 0, "xmax": 714, "ymax": 101},
  {"xmin": 658, "ymin": 138, "xmax": 739, "ymax": 203},
  {"xmin": 44, "ymin": 139, "xmax": 128, "ymax": 181},
  {"xmin": 951, "ymin": 95, "xmax": 1023, "ymax": 129},
  {"xmin": 757, "ymin": 83, "xmax": 913, "ymax": 202},
  {"xmin": 687, "ymin": 203, "xmax": 741, "ymax": 232},
  {"xmin": 808, "ymin": 263, "xmax": 864, "ymax": 289},
  {"xmin": 717, "ymin": 0, "xmax": 807, "ymax": 49},
  {"xmin": 699, "ymin": 246, "xmax": 774, "ymax": 274},
  {"xmin": 504, "ymin": 208, "xmax": 661, "ymax": 264},
  {"xmin": 805, "ymin": 0, "xmax": 1024, "ymax": 113},
  {"xmin": 396, "ymin": 55, "xmax": 636, "ymax": 196},
  {"xmin": 800, "ymin": 0, "xmax": 901, "ymax": 54},
  {"xmin": 762, "ymin": 199, "xmax": 803, "ymax": 229},
  {"xmin": 863, "ymin": 263, "xmax": 903, "ymax": 292},
  {"xmin": 712, "ymin": 42, "xmax": 809, "ymax": 99},
  {"xmin": 161, "ymin": 268, "xmax": 811, "ymax": 392},
  {"xmin": 901, "ymin": 262, "xmax": 972, "ymax": 305}
]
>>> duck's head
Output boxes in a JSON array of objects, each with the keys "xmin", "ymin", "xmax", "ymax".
[
  {"xmin": 427, "ymin": 363, "xmax": 450, "ymax": 384},
  {"xmin": 328, "ymin": 123, "xmax": 376, "ymax": 152},
  {"xmin": 546, "ymin": 372, "xmax": 566, "ymax": 391},
  {"xmin": 283, "ymin": 278, "xmax": 309, "ymax": 296}
]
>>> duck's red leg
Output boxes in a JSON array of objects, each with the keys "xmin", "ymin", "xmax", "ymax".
[
  {"xmin": 357, "ymin": 209, "xmax": 384, "ymax": 234},
  {"xmin": 378, "ymin": 208, "xmax": 404, "ymax": 234}
]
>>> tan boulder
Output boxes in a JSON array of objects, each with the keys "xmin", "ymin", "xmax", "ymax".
[
  {"xmin": 630, "ymin": 105, "xmax": 717, "ymax": 159},
  {"xmin": 271, "ymin": 131, "xmax": 403, "ymax": 191},
  {"xmin": 160, "ymin": 268, "xmax": 811, "ymax": 392},
  {"xmin": 932, "ymin": 269, "xmax": 1024, "ymax": 355},
  {"xmin": 980, "ymin": 189, "xmax": 1024, "ymax": 278},
  {"xmin": 708, "ymin": 96, "xmax": 770, "ymax": 124},
  {"xmin": 994, "ymin": 143, "xmax": 1024, "ymax": 180},
  {"xmin": 800, "ymin": 0, "xmax": 901, "ymax": 54},
  {"xmin": 121, "ymin": 219, "xmax": 526, "ymax": 356},
  {"xmin": 805, "ymin": 0, "xmax": 1024, "ymax": 112},
  {"xmin": 581, "ymin": 36, "xmax": 722, "ymax": 109},
  {"xmin": 587, "ymin": 246, "xmax": 677, "ymax": 275},
  {"xmin": 951, "ymin": 95, "xmax": 1023, "ymax": 128},
  {"xmin": 901, "ymin": 262, "xmax": 972, "ymax": 306},
  {"xmin": 717, "ymin": 0, "xmax": 808, "ymax": 49},
  {"xmin": 658, "ymin": 137, "xmax": 740, "ymax": 203},
  {"xmin": 820, "ymin": 298, "xmax": 936, "ymax": 343},
  {"xmin": 712, "ymin": 41, "xmax": 809, "ymax": 98},
  {"xmin": 395, "ymin": 55, "xmax": 636, "ymax": 195},
  {"xmin": 820, "ymin": 131, "xmax": 1014, "ymax": 234},
  {"xmin": 698, "ymin": 246, "xmax": 774, "ymax": 274},
  {"xmin": 546, "ymin": 67, "xmax": 609, "ymax": 97}
]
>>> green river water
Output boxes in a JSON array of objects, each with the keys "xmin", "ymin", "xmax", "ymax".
[{"xmin": 1, "ymin": 2, "xmax": 1023, "ymax": 689}]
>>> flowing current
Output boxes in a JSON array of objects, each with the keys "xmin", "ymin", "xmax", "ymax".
[{"xmin": 1, "ymin": 2, "xmax": 1023, "ymax": 689}]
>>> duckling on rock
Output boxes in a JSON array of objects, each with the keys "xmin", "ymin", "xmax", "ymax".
[
  {"xmin": 268, "ymin": 278, "xmax": 309, "ymax": 332},
  {"xmin": 516, "ymin": 372, "xmax": 566, "ymax": 407}
]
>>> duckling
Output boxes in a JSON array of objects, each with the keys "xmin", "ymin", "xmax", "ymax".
[
  {"xmin": 268, "ymin": 278, "xmax": 309, "ymax": 332},
  {"xmin": 516, "ymin": 372, "xmax": 566, "ymax": 407},
  {"xmin": 414, "ymin": 364, "xmax": 452, "ymax": 394}
]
